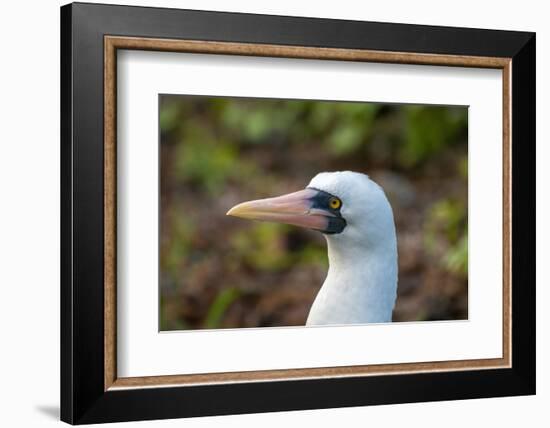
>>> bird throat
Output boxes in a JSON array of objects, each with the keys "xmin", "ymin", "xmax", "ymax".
[{"xmin": 306, "ymin": 235, "xmax": 398, "ymax": 326}]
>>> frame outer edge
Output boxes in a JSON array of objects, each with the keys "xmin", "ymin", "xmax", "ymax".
[
  {"xmin": 63, "ymin": 3, "xmax": 536, "ymax": 423},
  {"xmin": 60, "ymin": 3, "xmax": 75, "ymax": 424},
  {"xmin": 510, "ymin": 33, "xmax": 536, "ymax": 392}
]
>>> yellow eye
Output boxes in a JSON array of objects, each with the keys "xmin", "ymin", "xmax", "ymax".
[{"xmin": 329, "ymin": 197, "xmax": 341, "ymax": 209}]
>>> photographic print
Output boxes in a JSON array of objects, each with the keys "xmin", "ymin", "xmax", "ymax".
[{"xmin": 159, "ymin": 95, "xmax": 468, "ymax": 331}]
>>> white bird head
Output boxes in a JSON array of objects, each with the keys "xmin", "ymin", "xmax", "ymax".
[{"xmin": 227, "ymin": 171, "xmax": 395, "ymax": 251}]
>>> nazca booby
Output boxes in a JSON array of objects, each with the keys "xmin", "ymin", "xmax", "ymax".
[{"xmin": 227, "ymin": 171, "xmax": 398, "ymax": 325}]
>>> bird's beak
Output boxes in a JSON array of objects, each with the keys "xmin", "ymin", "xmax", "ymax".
[{"xmin": 226, "ymin": 188, "xmax": 334, "ymax": 232}]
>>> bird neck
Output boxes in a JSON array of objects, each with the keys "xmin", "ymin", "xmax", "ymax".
[
  {"xmin": 306, "ymin": 235, "xmax": 398, "ymax": 325},
  {"xmin": 326, "ymin": 233, "xmax": 396, "ymax": 273}
]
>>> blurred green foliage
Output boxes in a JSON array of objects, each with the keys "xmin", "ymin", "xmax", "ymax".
[
  {"xmin": 425, "ymin": 199, "xmax": 468, "ymax": 277},
  {"xmin": 231, "ymin": 223, "xmax": 294, "ymax": 271},
  {"xmin": 403, "ymin": 106, "xmax": 467, "ymax": 166},
  {"xmin": 205, "ymin": 288, "xmax": 242, "ymax": 329},
  {"xmin": 160, "ymin": 95, "xmax": 468, "ymax": 330}
]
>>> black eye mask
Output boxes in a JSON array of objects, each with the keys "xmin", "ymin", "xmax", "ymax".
[{"xmin": 307, "ymin": 187, "xmax": 347, "ymax": 234}]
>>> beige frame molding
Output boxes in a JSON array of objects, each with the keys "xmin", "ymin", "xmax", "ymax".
[{"xmin": 104, "ymin": 35, "xmax": 512, "ymax": 391}]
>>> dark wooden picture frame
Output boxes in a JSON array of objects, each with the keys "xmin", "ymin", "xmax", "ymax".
[{"xmin": 61, "ymin": 2, "xmax": 535, "ymax": 424}]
